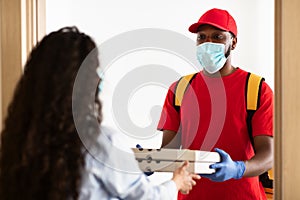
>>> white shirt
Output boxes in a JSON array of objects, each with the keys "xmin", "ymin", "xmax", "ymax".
[{"xmin": 79, "ymin": 126, "xmax": 177, "ymax": 200}]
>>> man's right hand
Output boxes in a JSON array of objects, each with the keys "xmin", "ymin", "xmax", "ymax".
[{"xmin": 136, "ymin": 144, "xmax": 154, "ymax": 176}]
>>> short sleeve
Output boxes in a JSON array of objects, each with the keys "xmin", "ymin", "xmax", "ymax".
[
  {"xmin": 251, "ymin": 81, "xmax": 274, "ymax": 137},
  {"xmin": 157, "ymin": 82, "xmax": 180, "ymax": 132}
]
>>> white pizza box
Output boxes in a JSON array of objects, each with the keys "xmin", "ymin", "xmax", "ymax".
[
  {"xmin": 132, "ymin": 148, "xmax": 220, "ymax": 163},
  {"xmin": 136, "ymin": 159, "xmax": 216, "ymax": 174}
]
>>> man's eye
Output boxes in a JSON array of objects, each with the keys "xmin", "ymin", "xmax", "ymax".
[
  {"xmin": 213, "ymin": 34, "xmax": 224, "ymax": 40},
  {"xmin": 197, "ymin": 35, "xmax": 206, "ymax": 40}
]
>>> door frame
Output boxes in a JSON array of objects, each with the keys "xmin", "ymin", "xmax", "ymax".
[{"xmin": 0, "ymin": 0, "xmax": 45, "ymax": 130}]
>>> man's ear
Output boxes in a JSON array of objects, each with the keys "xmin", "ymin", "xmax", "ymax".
[{"xmin": 231, "ymin": 37, "xmax": 237, "ymax": 50}]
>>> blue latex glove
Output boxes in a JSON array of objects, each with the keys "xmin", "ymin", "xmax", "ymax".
[
  {"xmin": 136, "ymin": 144, "xmax": 154, "ymax": 176},
  {"xmin": 201, "ymin": 148, "xmax": 246, "ymax": 182},
  {"xmin": 136, "ymin": 144, "xmax": 143, "ymax": 150},
  {"xmin": 144, "ymin": 171, "xmax": 154, "ymax": 176}
]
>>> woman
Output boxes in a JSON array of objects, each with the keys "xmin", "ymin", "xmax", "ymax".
[{"xmin": 0, "ymin": 27, "xmax": 200, "ymax": 200}]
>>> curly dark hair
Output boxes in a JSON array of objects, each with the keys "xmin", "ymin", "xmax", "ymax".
[{"xmin": 0, "ymin": 27, "xmax": 102, "ymax": 200}]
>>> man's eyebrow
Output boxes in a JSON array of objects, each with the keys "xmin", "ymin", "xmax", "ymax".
[{"xmin": 197, "ymin": 30, "xmax": 227, "ymax": 34}]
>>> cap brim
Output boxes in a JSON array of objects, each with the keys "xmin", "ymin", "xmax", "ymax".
[{"xmin": 188, "ymin": 22, "xmax": 229, "ymax": 33}]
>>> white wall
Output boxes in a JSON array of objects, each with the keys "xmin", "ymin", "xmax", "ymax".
[
  {"xmin": 46, "ymin": 0, "xmax": 274, "ymax": 83},
  {"xmin": 46, "ymin": 0, "xmax": 274, "ymax": 184}
]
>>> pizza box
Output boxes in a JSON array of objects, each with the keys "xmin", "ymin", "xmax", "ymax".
[
  {"xmin": 132, "ymin": 148, "xmax": 220, "ymax": 163},
  {"xmin": 136, "ymin": 159, "xmax": 216, "ymax": 174}
]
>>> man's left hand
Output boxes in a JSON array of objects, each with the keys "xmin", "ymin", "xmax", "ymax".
[{"xmin": 200, "ymin": 148, "xmax": 246, "ymax": 182}]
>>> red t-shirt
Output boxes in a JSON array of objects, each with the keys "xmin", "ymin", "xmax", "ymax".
[{"xmin": 157, "ymin": 68, "xmax": 273, "ymax": 200}]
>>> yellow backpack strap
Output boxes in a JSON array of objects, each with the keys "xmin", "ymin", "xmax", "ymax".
[
  {"xmin": 174, "ymin": 73, "xmax": 197, "ymax": 107},
  {"xmin": 245, "ymin": 72, "xmax": 264, "ymax": 143},
  {"xmin": 246, "ymin": 73, "xmax": 273, "ymax": 191},
  {"xmin": 246, "ymin": 73, "xmax": 264, "ymax": 111}
]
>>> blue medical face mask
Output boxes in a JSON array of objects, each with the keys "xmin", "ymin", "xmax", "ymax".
[
  {"xmin": 97, "ymin": 81, "xmax": 103, "ymax": 94},
  {"xmin": 196, "ymin": 42, "xmax": 227, "ymax": 74},
  {"xmin": 96, "ymin": 67, "xmax": 104, "ymax": 95}
]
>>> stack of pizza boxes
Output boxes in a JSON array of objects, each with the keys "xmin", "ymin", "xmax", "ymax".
[{"xmin": 132, "ymin": 148, "xmax": 221, "ymax": 174}]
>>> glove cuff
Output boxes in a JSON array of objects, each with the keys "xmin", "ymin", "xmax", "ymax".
[{"xmin": 234, "ymin": 161, "xmax": 246, "ymax": 179}]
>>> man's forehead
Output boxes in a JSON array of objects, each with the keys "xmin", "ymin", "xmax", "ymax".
[{"xmin": 197, "ymin": 24, "xmax": 228, "ymax": 33}]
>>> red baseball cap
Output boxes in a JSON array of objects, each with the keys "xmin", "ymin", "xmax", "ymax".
[{"xmin": 189, "ymin": 8, "xmax": 237, "ymax": 36}]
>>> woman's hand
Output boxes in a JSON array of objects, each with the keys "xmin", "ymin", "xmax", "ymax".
[{"xmin": 172, "ymin": 161, "xmax": 201, "ymax": 194}]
